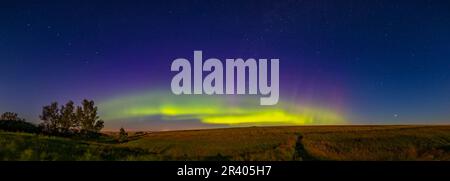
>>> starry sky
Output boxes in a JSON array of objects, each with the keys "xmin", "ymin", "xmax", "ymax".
[{"xmin": 1, "ymin": 0, "xmax": 450, "ymax": 130}]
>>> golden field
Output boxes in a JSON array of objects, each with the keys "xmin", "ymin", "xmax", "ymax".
[{"xmin": 1, "ymin": 125, "xmax": 449, "ymax": 161}]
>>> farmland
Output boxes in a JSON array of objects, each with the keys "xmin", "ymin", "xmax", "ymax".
[{"xmin": 1, "ymin": 125, "xmax": 449, "ymax": 161}]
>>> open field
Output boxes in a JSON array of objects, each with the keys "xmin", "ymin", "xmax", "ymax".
[{"xmin": 1, "ymin": 125, "xmax": 450, "ymax": 161}]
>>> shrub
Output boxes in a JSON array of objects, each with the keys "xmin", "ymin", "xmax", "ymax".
[{"xmin": 119, "ymin": 127, "xmax": 128, "ymax": 143}]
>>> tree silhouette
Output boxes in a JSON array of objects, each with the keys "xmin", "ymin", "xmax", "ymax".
[
  {"xmin": 60, "ymin": 101, "xmax": 77, "ymax": 134},
  {"xmin": 77, "ymin": 99, "xmax": 104, "ymax": 136},
  {"xmin": 0, "ymin": 112, "xmax": 23, "ymax": 121},
  {"xmin": 39, "ymin": 99, "xmax": 104, "ymax": 137},
  {"xmin": 39, "ymin": 102, "xmax": 60, "ymax": 134}
]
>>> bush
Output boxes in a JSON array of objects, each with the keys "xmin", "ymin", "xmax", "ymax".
[{"xmin": 119, "ymin": 127, "xmax": 128, "ymax": 143}]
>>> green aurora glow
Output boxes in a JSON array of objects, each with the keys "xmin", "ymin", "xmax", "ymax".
[{"xmin": 98, "ymin": 90, "xmax": 346, "ymax": 126}]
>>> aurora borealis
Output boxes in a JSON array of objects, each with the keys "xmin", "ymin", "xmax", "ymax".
[
  {"xmin": 1, "ymin": 1, "xmax": 450, "ymax": 130},
  {"xmin": 98, "ymin": 90, "xmax": 345, "ymax": 129}
]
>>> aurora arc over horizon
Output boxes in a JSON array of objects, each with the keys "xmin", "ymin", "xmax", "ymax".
[{"xmin": 98, "ymin": 90, "xmax": 346, "ymax": 126}]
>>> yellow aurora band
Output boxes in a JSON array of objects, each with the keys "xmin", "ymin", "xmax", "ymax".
[{"xmin": 98, "ymin": 90, "xmax": 346, "ymax": 125}]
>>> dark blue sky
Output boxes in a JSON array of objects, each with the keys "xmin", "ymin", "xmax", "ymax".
[{"xmin": 1, "ymin": 0, "xmax": 450, "ymax": 128}]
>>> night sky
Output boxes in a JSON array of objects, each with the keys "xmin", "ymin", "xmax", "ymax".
[{"xmin": 1, "ymin": 0, "xmax": 450, "ymax": 130}]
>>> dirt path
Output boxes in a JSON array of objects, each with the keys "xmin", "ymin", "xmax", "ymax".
[{"xmin": 293, "ymin": 134, "xmax": 316, "ymax": 161}]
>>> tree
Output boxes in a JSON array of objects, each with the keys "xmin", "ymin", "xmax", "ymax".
[
  {"xmin": 60, "ymin": 101, "xmax": 77, "ymax": 134},
  {"xmin": 1, "ymin": 112, "xmax": 23, "ymax": 121},
  {"xmin": 118, "ymin": 127, "xmax": 128, "ymax": 143},
  {"xmin": 77, "ymin": 99, "xmax": 104, "ymax": 135},
  {"xmin": 39, "ymin": 102, "xmax": 60, "ymax": 134}
]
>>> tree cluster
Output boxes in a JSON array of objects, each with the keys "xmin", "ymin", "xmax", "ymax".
[
  {"xmin": 39, "ymin": 99, "xmax": 104, "ymax": 137},
  {"xmin": 1, "ymin": 112, "xmax": 24, "ymax": 121}
]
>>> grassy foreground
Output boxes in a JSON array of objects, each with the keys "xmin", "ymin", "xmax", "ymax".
[{"xmin": 1, "ymin": 125, "xmax": 449, "ymax": 161}]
